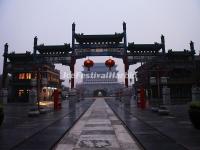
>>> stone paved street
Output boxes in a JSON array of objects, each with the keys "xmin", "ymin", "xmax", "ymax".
[{"xmin": 55, "ymin": 98, "xmax": 142, "ymax": 150}]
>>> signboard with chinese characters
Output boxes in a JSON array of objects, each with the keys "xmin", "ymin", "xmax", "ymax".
[
  {"xmin": 43, "ymin": 57, "xmax": 71, "ymax": 65},
  {"xmin": 75, "ymin": 48, "xmax": 125, "ymax": 56},
  {"xmin": 128, "ymin": 56, "xmax": 155, "ymax": 63}
]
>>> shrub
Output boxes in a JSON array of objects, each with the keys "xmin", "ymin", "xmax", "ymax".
[
  {"xmin": 189, "ymin": 100, "xmax": 200, "ymax": 129},
  {"xmin": 190, "ymin": 100, "xmax": 200, "ymax": 109}
]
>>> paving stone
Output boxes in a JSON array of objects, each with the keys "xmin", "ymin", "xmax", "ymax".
[
  {"xmin": 112, "ymin": 125, "xmax": 128, "ymax": 133},
  {"xmin": 83, "ymin": 126, "xmax": 113, "ymax": 131},
  {"xmin": 73, "ymin": 148, "xmax": 122, "ymax": 150},
  {"xmin": 85, "ymin": 124, "xmax": 111, "ymax": 127},
  {"xmin": 87, "ymin": 119, "xmax": 111, "ymax": 124},
  {"xmin": 81, "ymin": 130, "xmax": 115, "ymax": 135},
  {"xmin": 76, "ymin": 135, "xmax": 120, "ymax": 149},
  {"xmin": 110, "ymin": 120, "xmax": 122, "ymax": 125},
  {"xmin": 109, "ymin": 116, "xmax": 118, "ymax": 120},
  {"xmin": 58, "ymin": 135, "xmax": 78, "ymax": 144},
  {"xmin": 55, "ymin": 144, "xmax": 74, "ymax": 150}
]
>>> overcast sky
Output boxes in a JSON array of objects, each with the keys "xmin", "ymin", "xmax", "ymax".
[{"xmin": 0, "ymin": 0, "xmax": 200, "ymax": 87}]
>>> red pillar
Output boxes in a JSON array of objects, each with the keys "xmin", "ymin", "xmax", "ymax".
[
  {"xmin": 70, "ymin": 57, "xmax": 76, "ymax": 89},
  {"xmin": 53, "ymin": 90, "xmax": 61, "ymax": 110},
  {"xmin": 124, "ymin": 57, "xmax": 129, "ymax": 87},
  {"xmin": 140, "ymin": 87, "xmax": 146, "ymax": 109},
  {"xmin": 70, "ymin": 65, "xmax": 74, "ymax": 89}
]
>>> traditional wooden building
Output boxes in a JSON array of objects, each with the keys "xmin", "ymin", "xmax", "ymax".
[
  {"xmin": 6, "ymin": 52, "xmax": 62, "ymax": 103},
  {"xmin": 1, "ymin": 23, "xmax": 199, "ymax": 105},
  {"xmin": 134, "ymin": 42, "xmax": 196, "ymax": 104}
]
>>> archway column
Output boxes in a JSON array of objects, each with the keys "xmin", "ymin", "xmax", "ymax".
[
  {"xmin": 70, "ymin": 57, "xmax": 76, "ymax": 89},
  {"xmin": 124, "ymin": 56, "xmax": 129, "ymax": 87},
  {"xmin": 2, "ymin": 43, "xmax": 8, "ymax": 89}
]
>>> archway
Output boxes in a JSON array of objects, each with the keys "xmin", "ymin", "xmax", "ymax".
[
  {"xmin": 2, "ymin": 22, "xmax": 165, "ymax": 91},
  {"xmin": 93, "ymin": 89, "xmax": 107, "ymax": 97}
]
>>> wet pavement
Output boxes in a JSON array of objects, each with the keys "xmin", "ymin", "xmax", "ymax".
[
  {"xmin": 1, "ymin": 97, "xmax": 199, "ymax": 150},
  {"xmin": 106, "ymin": 98, "xmax": 200, "ymax": 150},
  {"xmin": 55, "ymin": 98, "xmax": 142, "ymax": 150},
  {"xmin": 0, "ymin": 99, "xmax": 93, "ymax": 150}
]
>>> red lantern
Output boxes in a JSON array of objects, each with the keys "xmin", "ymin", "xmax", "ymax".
[
  {"xmin": 105, "ymin": 59, "xmax": 115, "ymax": 70},
  {"xmin": 84, "ymin": 59, "xmax": 94, "ymax": 71}
]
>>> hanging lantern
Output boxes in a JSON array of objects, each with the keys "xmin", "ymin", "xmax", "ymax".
[
  {"xmin": 84, "ymin": 59, "xmax": 94, "ymax": 71},
  {"xmin": 105, "ymin": 58, "xmax": 115, "ymax": 70}
]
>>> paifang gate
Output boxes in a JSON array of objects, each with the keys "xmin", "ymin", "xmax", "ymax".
[{"xmin": 2, "ymin": 22, "xmax": 166, "ymax": 89}]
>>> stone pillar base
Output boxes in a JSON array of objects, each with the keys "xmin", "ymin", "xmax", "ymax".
[
  {"xmin": 0, "ymin": 89, "xmax": 8, "ymax": 104},
  {"xmin": 29, "ymin": 88, "xmax": 37, "ymax": 105},
  {"xmin": 162, "ymin": 86, "xmax": 170, "ymax": 105},
  {"xmin": 192, "ymin": 86, "xmax": 200, "ymax": 101}
]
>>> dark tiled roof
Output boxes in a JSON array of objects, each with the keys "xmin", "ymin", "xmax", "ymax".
[{"xmin": 74, "ymin": 33, "xmax": 124, "ymax": 43}]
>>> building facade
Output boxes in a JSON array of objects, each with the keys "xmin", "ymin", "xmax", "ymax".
[
  {"xmin": 6, "ymin": 52, "xmax": 62, "ymax": 103},
  {"xmin": 76, "ymin": 63, "xmax": 124, "ymax": 96},
  {"xmin": 134, "ymin": 48, "xmax": 196, "ymax": 104}
]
